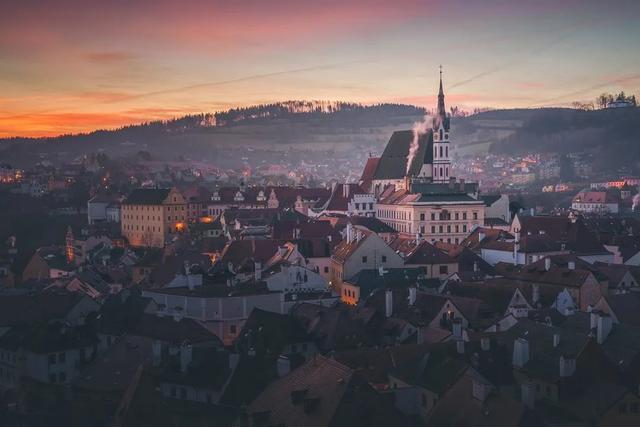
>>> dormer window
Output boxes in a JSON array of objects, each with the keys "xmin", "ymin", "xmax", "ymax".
[
  {"xmin": 256, "ymin": 190, "xmax": 266, "ymax": 202},
  {"xmin": 234, "ymin": 191, "xmax": 244, "ymax": 202},
  {"xmin": 211, "ymin": 191, "xmax": 220, "ymax": 201},
  {"xmin": 445, "ymin": 133, "xmax": 449, "ymax": 140}
]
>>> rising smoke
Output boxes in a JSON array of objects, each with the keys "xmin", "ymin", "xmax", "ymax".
[
  {"xmin": 407, "ymin": 115, "xmax": 432, "ymax": 174},
  {"xmin": 633, "ymin": 194, "xmax": 640, "ymax": 211}
]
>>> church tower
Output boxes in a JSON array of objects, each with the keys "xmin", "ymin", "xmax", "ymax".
[{"xmin": 432, "ymin": 67, "xmax": 451, "ymax": 184}]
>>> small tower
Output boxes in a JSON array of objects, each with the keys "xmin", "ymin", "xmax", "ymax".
[{"xmin": 432, "ymin": 66, "xmax": 451, "ymax": 184}]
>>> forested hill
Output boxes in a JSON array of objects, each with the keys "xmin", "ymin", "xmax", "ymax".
[
  {"xmin": 485, "ymin": 107, "xmax": 640, "ymax": 170},
  {"xmin": 1, "ymin": 101, "xmax": 639, "ymax": 172}
]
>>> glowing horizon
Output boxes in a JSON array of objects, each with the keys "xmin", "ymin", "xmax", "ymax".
[{"xmin": 1, "ymin": 0, "xmax": 639, "ymax": 138}]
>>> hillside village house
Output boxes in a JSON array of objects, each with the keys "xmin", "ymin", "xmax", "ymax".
[
  {"xmin": 330, "ymin": 224, "xmax": 403, "ymax": 292},
  {"xmin": 121, "ymin": 188, "xmax": 188, "ymax": 248},
  {"xmin": 571, "ymin": 190, "xmax": 619, "ymax": 214}
]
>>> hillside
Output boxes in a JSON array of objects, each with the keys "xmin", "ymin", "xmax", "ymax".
[{"xmin": 1, "ymin": 102, "xmax": 639, "ymax": 173}]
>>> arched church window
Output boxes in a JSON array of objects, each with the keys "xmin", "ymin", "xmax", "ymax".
[
  {"xmin": 446, "ymin": 146, "xmax": 448, "ymax": 157},
  {"xmin": 440, "ymin": 129, "xmax": 443, "ymax": 140},
  {"xmin": 439, "ymin": 146, "xmax": 443, "ymax": 157}
]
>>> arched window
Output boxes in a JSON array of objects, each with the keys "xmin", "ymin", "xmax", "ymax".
[
  {"xmin": 439, "ymin": 129, "xmax": 443, "ymax": 140},
  {"xmin": 446, "ymin": 146, "xmax": 448, "ymax": 157}
]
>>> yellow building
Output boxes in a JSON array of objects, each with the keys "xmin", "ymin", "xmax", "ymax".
[
  {"xmin": 121, "ymin": 188, "xmax": 188, "ymax": 248},
  {"xmin": 377, "ymin": 179, "xmax": 485, "ymax": 245}
]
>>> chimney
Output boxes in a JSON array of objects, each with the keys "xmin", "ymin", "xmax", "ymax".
[
  {"xmin": 478, "ymin": 231, "xmax": 485, "ymax": 242},
  {"xmin": 481, "ymin": 336, "xmax": 491, "ymax": 351},
  {"xmin": 559, "ymin": 355, "xmax": 576, "ymax": 378},
  {"xmin": 568, "ymin": 261, "xmax": 575, "ymax": 270},
  {"xmin": 408, "ymin": 287, "xmax": 417, "ymax": 306},
  {"xmin": 544, "ymin": 257, "xmax": 551, "ymax": 271},
  {"xmin": 152, "ymin": 340, "xmax": 162, "ymax": 367},
  {"xmin": 277, "ymin": 355, "xmax": 291, "ymax": 377},
  {"xmin": 385, "ymin": 289, "xmax": 393, "ymax": 318},
  {"xmin": 553, "ymin": 333, "xmax": 560, "ymax": 348},
  {"xmin": 520, "ymin": 382, "xmax": 535, "ymax": 409},
  {"xmin": 459, "ymin": 178, "xmax": 466, "ymax": 191},
  {"xmin": 346, "ymin": 223, "xmax": 353, "ymax": 243},
  {"xmin": 449, "ymin": 177, "xmax": 455, "ymax": 189},
  {"xmin": 415, "ymin": 231, "xmax": 422, "ymax": 246},
  {"xmin": 512, "ymin": 337, "xmax": 530, "ymax": 368},
  {"xmin": 343, "ymin": 184, "xmax": 350, "ymax": 199},
  {"xmin": 590, "ymin": 311, "xmax": 598, "ymax": 331},
  {"xmin": 473, "ymin": 261, "xmax": 479, "ymax": 273},
  {"xmin": 530, "ymin": 207, "xmax": 535, "ymax": 217},
  {"xmin": 456, "ymin": 340, "xmax": 465, "ymax": 355},
  {"xmin": 180, "ymin": 342, "xmax": 192, "ymax": 373},
  {"xmin": 452, "ymin": 318, "xmax": 462, "ymax": 340},
  {"xmin": 378, "ymin": 266, "xmax": 385, "ymax": 276},
  {"xmin": 532, "ymin": 284, "xmax": 540, "ymax": 306},
  {"xmin": 254, "ymin": 261, "xmax": 262, "ymax": 282},
  {"xmin": 597, "ymin": 313, "xmax": 613, "ymax": 344}
]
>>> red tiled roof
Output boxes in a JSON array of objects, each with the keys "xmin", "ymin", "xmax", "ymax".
[{"xmin": 359, "ymin": 157, "xmax": 380, "ymax": 192}]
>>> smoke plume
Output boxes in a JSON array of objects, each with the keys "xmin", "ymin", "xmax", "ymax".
[
  {"xmin": 633, "ymin": 193, "xmax": 640, "ymax": 211},
  {"xmin": 407, "ymin": 115, "xmax": 432, "ymax": 174}
]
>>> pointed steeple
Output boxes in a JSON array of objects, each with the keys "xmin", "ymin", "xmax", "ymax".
[{"xmin": 437, "ymin": 65, "xmax": 446, "ymax": 120}]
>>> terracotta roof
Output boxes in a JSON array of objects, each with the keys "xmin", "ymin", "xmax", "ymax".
[
  {"xmin": 331, "ymin": 227, "xmax": 373, "ymax": 264},
  {"xmin": 359, "ymin": 157, "xmax": 380, "ymax": 191}
]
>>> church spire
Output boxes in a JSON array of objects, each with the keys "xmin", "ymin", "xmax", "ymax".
[{"xmin": 437, "ymin": 65, "xmax": 446, "ymax": 120}]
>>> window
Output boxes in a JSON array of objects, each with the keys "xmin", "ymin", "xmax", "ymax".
[
  {"xmin": 230, "ymin": 324, "xmax": 237, "ymax": 334},
  {"xmin": 431, "ymin": 213, "xmax": 436, "ymax": 220},
  {"xmin": 455, "ymin": 212, "xmax": 459, "ymax": 220},
  {"xmin": 382, "ymin": 255, "xmax": 387, "ymax": 263},
  {"xmin": 291, "ymin": 344, "xmax": 298, "ymax": 353},
  {"xmin": 439, "ymin": 266, "xmax": 448, "ymax": 274},
  {"xmin": 48, "ymin": 354, "xmax": 56, "ymax": 365},
  {"xmin": 431, "ymin": 226, "xmax": 436, "ymax": 233},
  {"xmin": 355, "ymin": 203, "xmax": 360, "ymax": 210},
  {"xmin": 463, "ymin": 225, "xmax": 467, "ymax": 232},
  {"xmin": 324, "ymin": 266, "xmax": 329, "ymax": 273},
  {"xmin": 362, "ymin": 256, "xmax": 368, "ymax": 263},
  {"xmin": 439, "ymin": 225, "xmax": 443, "ymax": 233},
  {"xmin": 58, "ymin": 352, "xmax": 65, "ymax": 363},
  {"xmin": 420, "ymin": 213, "xmax": 425, "ymax": 221},
  {"xmin": 59, "ymin": 372, "xmax": 66, "ymax": 383},
  {"xmin": 463, "ymin": 212, "xmax": 467, "ymax": 220},
  {"xmin": 473, "ymin": 212, "xmax": 478, "ymax": 220}
]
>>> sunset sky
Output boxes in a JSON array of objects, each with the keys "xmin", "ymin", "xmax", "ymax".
[{"xmin": 1, "ymin": 0, "xmax": 639, "ymax": 137}]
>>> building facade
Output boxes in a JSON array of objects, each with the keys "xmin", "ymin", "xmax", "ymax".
[{"xmin": 121, "ymin": 187, "xmax": 188, "ymax": 248}]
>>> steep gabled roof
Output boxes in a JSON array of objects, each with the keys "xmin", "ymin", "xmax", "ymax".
[{"xmin": 372, "ymin": 130, "xmax": 433, "ymax": 180}]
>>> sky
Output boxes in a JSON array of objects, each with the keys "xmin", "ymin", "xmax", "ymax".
[{"xmin": 1, "ymin": 0, "xmax": 639, "ymax": 137}]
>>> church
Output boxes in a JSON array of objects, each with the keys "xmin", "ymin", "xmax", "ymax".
[
  {"xmin": 362, "ymin": 70, "xmax": 456, "ymax": 195},
  {"xmin": 361, "ymin": 71, "xmax": 487, "ymax": 244}
]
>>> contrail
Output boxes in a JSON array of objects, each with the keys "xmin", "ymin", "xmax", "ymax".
[
  {"xmin": 448, "ymin": 17, "xmax": 597, "ymax": 90},
  {"xmin": 0, "ymin": 58, "xmax": 376, "ymax": 121},
  {"xmin": 103, "ymin": 58, "xmax": 375, "ymax": 103}
]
